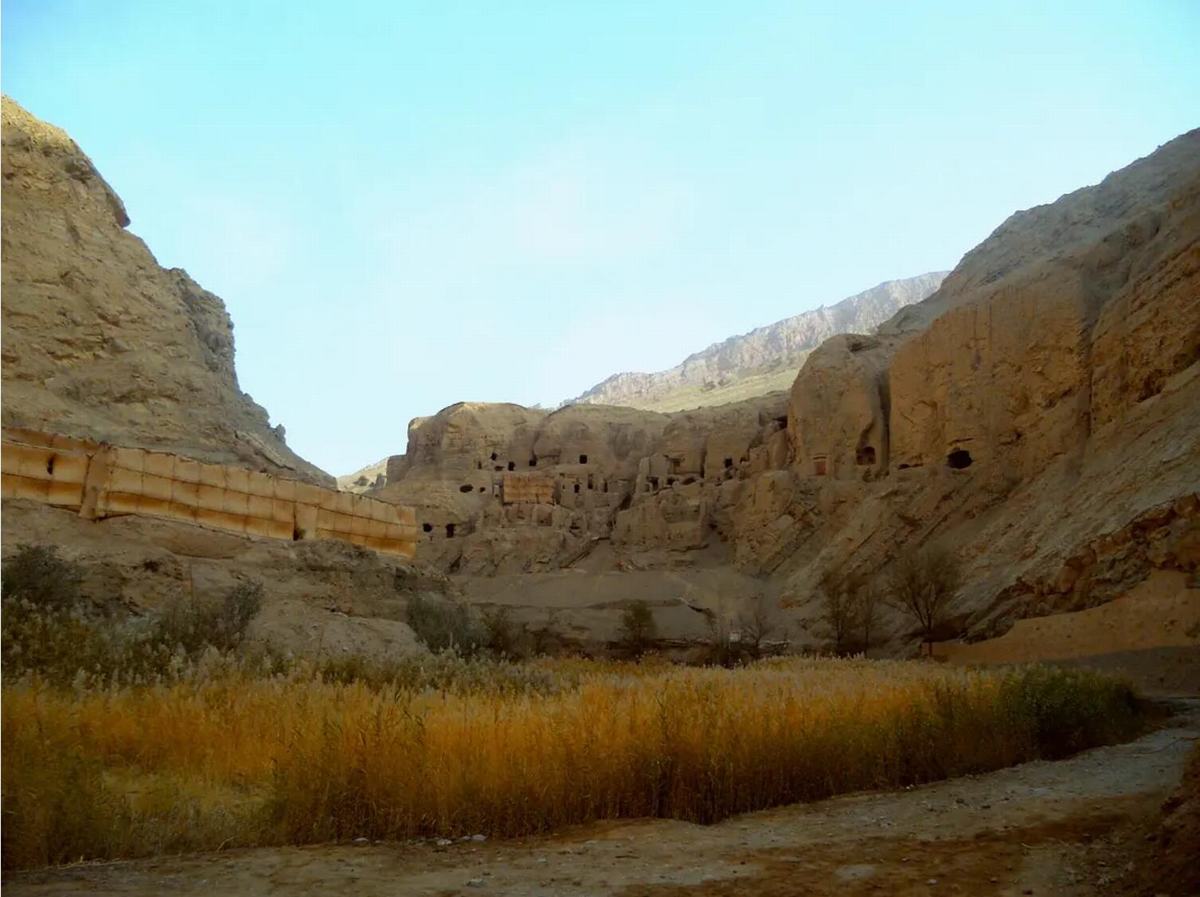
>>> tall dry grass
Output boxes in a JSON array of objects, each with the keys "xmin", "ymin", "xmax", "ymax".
[{"xmin": 1, "ymin": 658, "xmax": 1141, "ymax": 869}]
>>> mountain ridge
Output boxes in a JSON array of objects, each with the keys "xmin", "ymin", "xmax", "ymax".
[{"xmin": 565, "ymin": 272, "xmax": 948, "ymax": 411}]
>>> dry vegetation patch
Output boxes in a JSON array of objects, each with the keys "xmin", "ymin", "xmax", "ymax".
[{"xmin": 1, "ymin": 657, "xmax": 1142, "ymax": 870}]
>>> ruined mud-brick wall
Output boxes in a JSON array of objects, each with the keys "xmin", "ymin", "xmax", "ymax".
[
  {"xmin": 500, "ymin": 472, "xmax": 555, "ymax": 505},
  {"xmin": 0, "ymin": 428, "xmax": 417, "ymax": 558}
]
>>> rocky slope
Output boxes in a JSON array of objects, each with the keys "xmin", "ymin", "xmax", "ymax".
[
  {"xmin": 567, "ymin": 272, "xmax": 946, "ymax": 412},
  {"xmin": 0, "ymin": 97, "xmax": 331, "ymax": 486},
  {"xmin": 0, "ymin": 99, "xmax": 434, "ymax": 660},
  {"xmin": 379, "ymin": 128, "xmax": 1199, "ymax": 654},
  {"xmin": 3, "ymin": 95, "xmax": 1195, "ymax": 660}
]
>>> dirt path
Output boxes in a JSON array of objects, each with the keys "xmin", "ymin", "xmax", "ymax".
[{"xmin": 8, "ymin": 700, "xmax": 1198, "ymax": 897}]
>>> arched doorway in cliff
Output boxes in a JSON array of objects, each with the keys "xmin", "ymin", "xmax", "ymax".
[
  {"xmin": 947, "ymin": 448, "xmax": 973, "ymax": 469},
  {"xmin": 856, "ymin": 445, "xmax": 876, "ymax": 465}
]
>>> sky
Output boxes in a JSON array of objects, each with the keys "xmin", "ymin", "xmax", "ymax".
[{"xmin": 3, "ymin": 2, "xmax": 1198, "ymax": 474}]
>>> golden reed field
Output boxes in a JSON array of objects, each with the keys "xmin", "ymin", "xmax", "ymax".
[{"xmin": 1, "ymin": 657, "xmax": 1141, "ymax": 869}]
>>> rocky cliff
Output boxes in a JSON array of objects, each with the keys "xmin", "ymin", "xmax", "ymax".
[
  {"xmin": 3, "ymin": 95, "xmax": 1195, "ymax": 659},
  {"xmin": 380, "ymin": 129, "xmax": 1199, "ymax": 654},
  {"xmin": 0, "ymin": 97, "xmax": 331, "ymax": 486},
  {"xmin": 567, "ymin": 273, "xmax": 946, "ymax": 412}
]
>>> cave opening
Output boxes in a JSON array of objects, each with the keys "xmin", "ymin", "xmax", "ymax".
[
  {"xmin": 422, "ymin": 523, "xmax": 433, "ymax": 533},
  {"xmin": 490, "ymin": 452, "xmax": 498, "ymax": 461},
  {"xmin": 724, "ymin": 457, "xmax": 733, "ymax": 469},
  {"xmin": 459, "ymin": 484, "xmax": 473, "ymax": 493},
  {"xmin": 529, "ymin": 456, "xmax": 538, "ymax": 467},
  {"xmin": 579, "ymin": 454, "xmax": 588, "ymax": 464},
  {"xmin": 507, "ymin": 461, "xmax": 516, "ymax": 471},
  {"xmin": 856, "ymin": 446, "xmax": 876, "ymax": 465},
  {"xmin": 947, "ymin": 449, "xmax": 973, "ymax": 469},
  {"xmin": 445, "ymin": 523, "xmax": 456, "ymax": 537}
]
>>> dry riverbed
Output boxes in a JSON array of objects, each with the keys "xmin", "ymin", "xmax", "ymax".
[{"xmin": 7, "ymin": 700, "xmax": 1197, "ymax": 897}]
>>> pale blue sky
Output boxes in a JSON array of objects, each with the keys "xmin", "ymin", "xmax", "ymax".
[{"xmin": 3, "ymin": 2, "xmax": 1197, "ymax": 474}]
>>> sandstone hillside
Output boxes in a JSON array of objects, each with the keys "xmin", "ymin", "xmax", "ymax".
[
  {"xmin": 2, "ymin": 95, "xmax": 1195, "ymax": 662},
  {"xmin": 0, "ymin": 97, "xmax": 331, "ymax": 485},
  {"xmin": 377, "ymin": 128, "xmax": 1199, "ymax": 655},
  {"xmin": 567, "ymin": 272, "xmax": 946, "ymax": 412}
]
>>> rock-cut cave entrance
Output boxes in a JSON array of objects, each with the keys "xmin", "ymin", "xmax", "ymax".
[{"xmin": 946, "ymin": 448, "xmax": 973, "ymax": 469}]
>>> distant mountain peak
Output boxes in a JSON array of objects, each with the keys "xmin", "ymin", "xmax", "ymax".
[{"xmin": 564, "ymin": 272, "xmax": 948, "ymax": 412}]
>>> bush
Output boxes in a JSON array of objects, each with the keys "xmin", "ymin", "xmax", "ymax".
[
  {"xmin": 481, "ymin": 606, "xmax": 530, "ymax": 659},
  {"xmin": 156, "ymin": 582, "xmax": 263, "ymax": 655},
  {"xmin": 405, "ymin": 592, "xmax": 483, "ymax": 655},
  {"xmin": 2, "ymin": 551, "xmax": 265, "ymax": 686},
  {"xmin": 617, "ymin": 600, "xmax": 657, "ymax": 658},
  {"xmin": 999, "ymin": 665, "xmax": 1142, "ymax": 758},
  {"xmin": 1, "ymin": 544, "xmax": 84, "ymax": 611}
]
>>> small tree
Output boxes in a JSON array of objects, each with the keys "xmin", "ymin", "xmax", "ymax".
[
  {"xmin": 819, "ymin": 571, "xmax": 860, "ymax": 656},
  {"xmin": 701, "ymin": 610, "xmax": 742, "ymax": 668},
  {"xmin": 618, "ymin": 600, "xmax": 657, "ymax": 659},
  {"xmin": 850, "ymin": 575, "xmax": 882, "ymax": 654},
  {"xmin": 738, "ymin": 594, "xmax": 781, "ymax": 659},
  {"xmin": 886, "ymin": 546, "xmax": 963, "ymax": 655}
]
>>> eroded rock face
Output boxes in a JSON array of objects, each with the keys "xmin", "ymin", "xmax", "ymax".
[
  {"xmin": 0, "ymin": 97, "xmax": 330, "ymax": 485},
  {"xmin": 376, "ymin": 129, "xmax": 1200, "ymax": 653},
  {"xmin": 1, "ymin": 499, "xmax": 437, "ymax": 661},
  {"xmin": 788, "ymin": 334, "xmax": 892, "ymax": 480},
  {"xmin": 6, "ymin": 95, "xmax": 1197, "ymax": 656},
  {"xmin": 774, "ymin": 128, "xmax": 1200, "ymax": 642}
]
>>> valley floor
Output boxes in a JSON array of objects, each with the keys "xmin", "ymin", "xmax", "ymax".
[{"xmin": 7, "ymin": 700, "xmax": 1197, "ymax": 897}]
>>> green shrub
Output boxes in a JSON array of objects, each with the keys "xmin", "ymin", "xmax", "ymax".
[
  {"xmin": 405, "ymin": 592, "xmax": 483, "ymax": 655},
  {"xmin": 2, "ymin": 550, "xmax": 264, "ymax": 686},
  {"xmin": 1000, "ymin": 665, "xmax": 1142, "ymax": 758},
  {"xmin": 1, "ymin": 544, "xmax": 84, "ymax": 611},
  {"xmin": 481, "ymin": 606, "xmax": 532, "ymax": 659},
  {"xmin": 617, "ymin": 600, "xmax": 657, "ymax": 658},
  {"xmin": 156, "ymin": 582, "xmax": 263, "ymax": 656}
]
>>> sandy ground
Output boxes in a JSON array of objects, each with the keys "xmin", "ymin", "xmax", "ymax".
[{"xmin": 7, "ymin": 700, "xmax": 1197, "ymax": 897}]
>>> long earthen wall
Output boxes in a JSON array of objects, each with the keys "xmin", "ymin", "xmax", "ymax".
[{"xmin": 0, "ymin": 428, "xmax": 417, "ymax": 558}]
